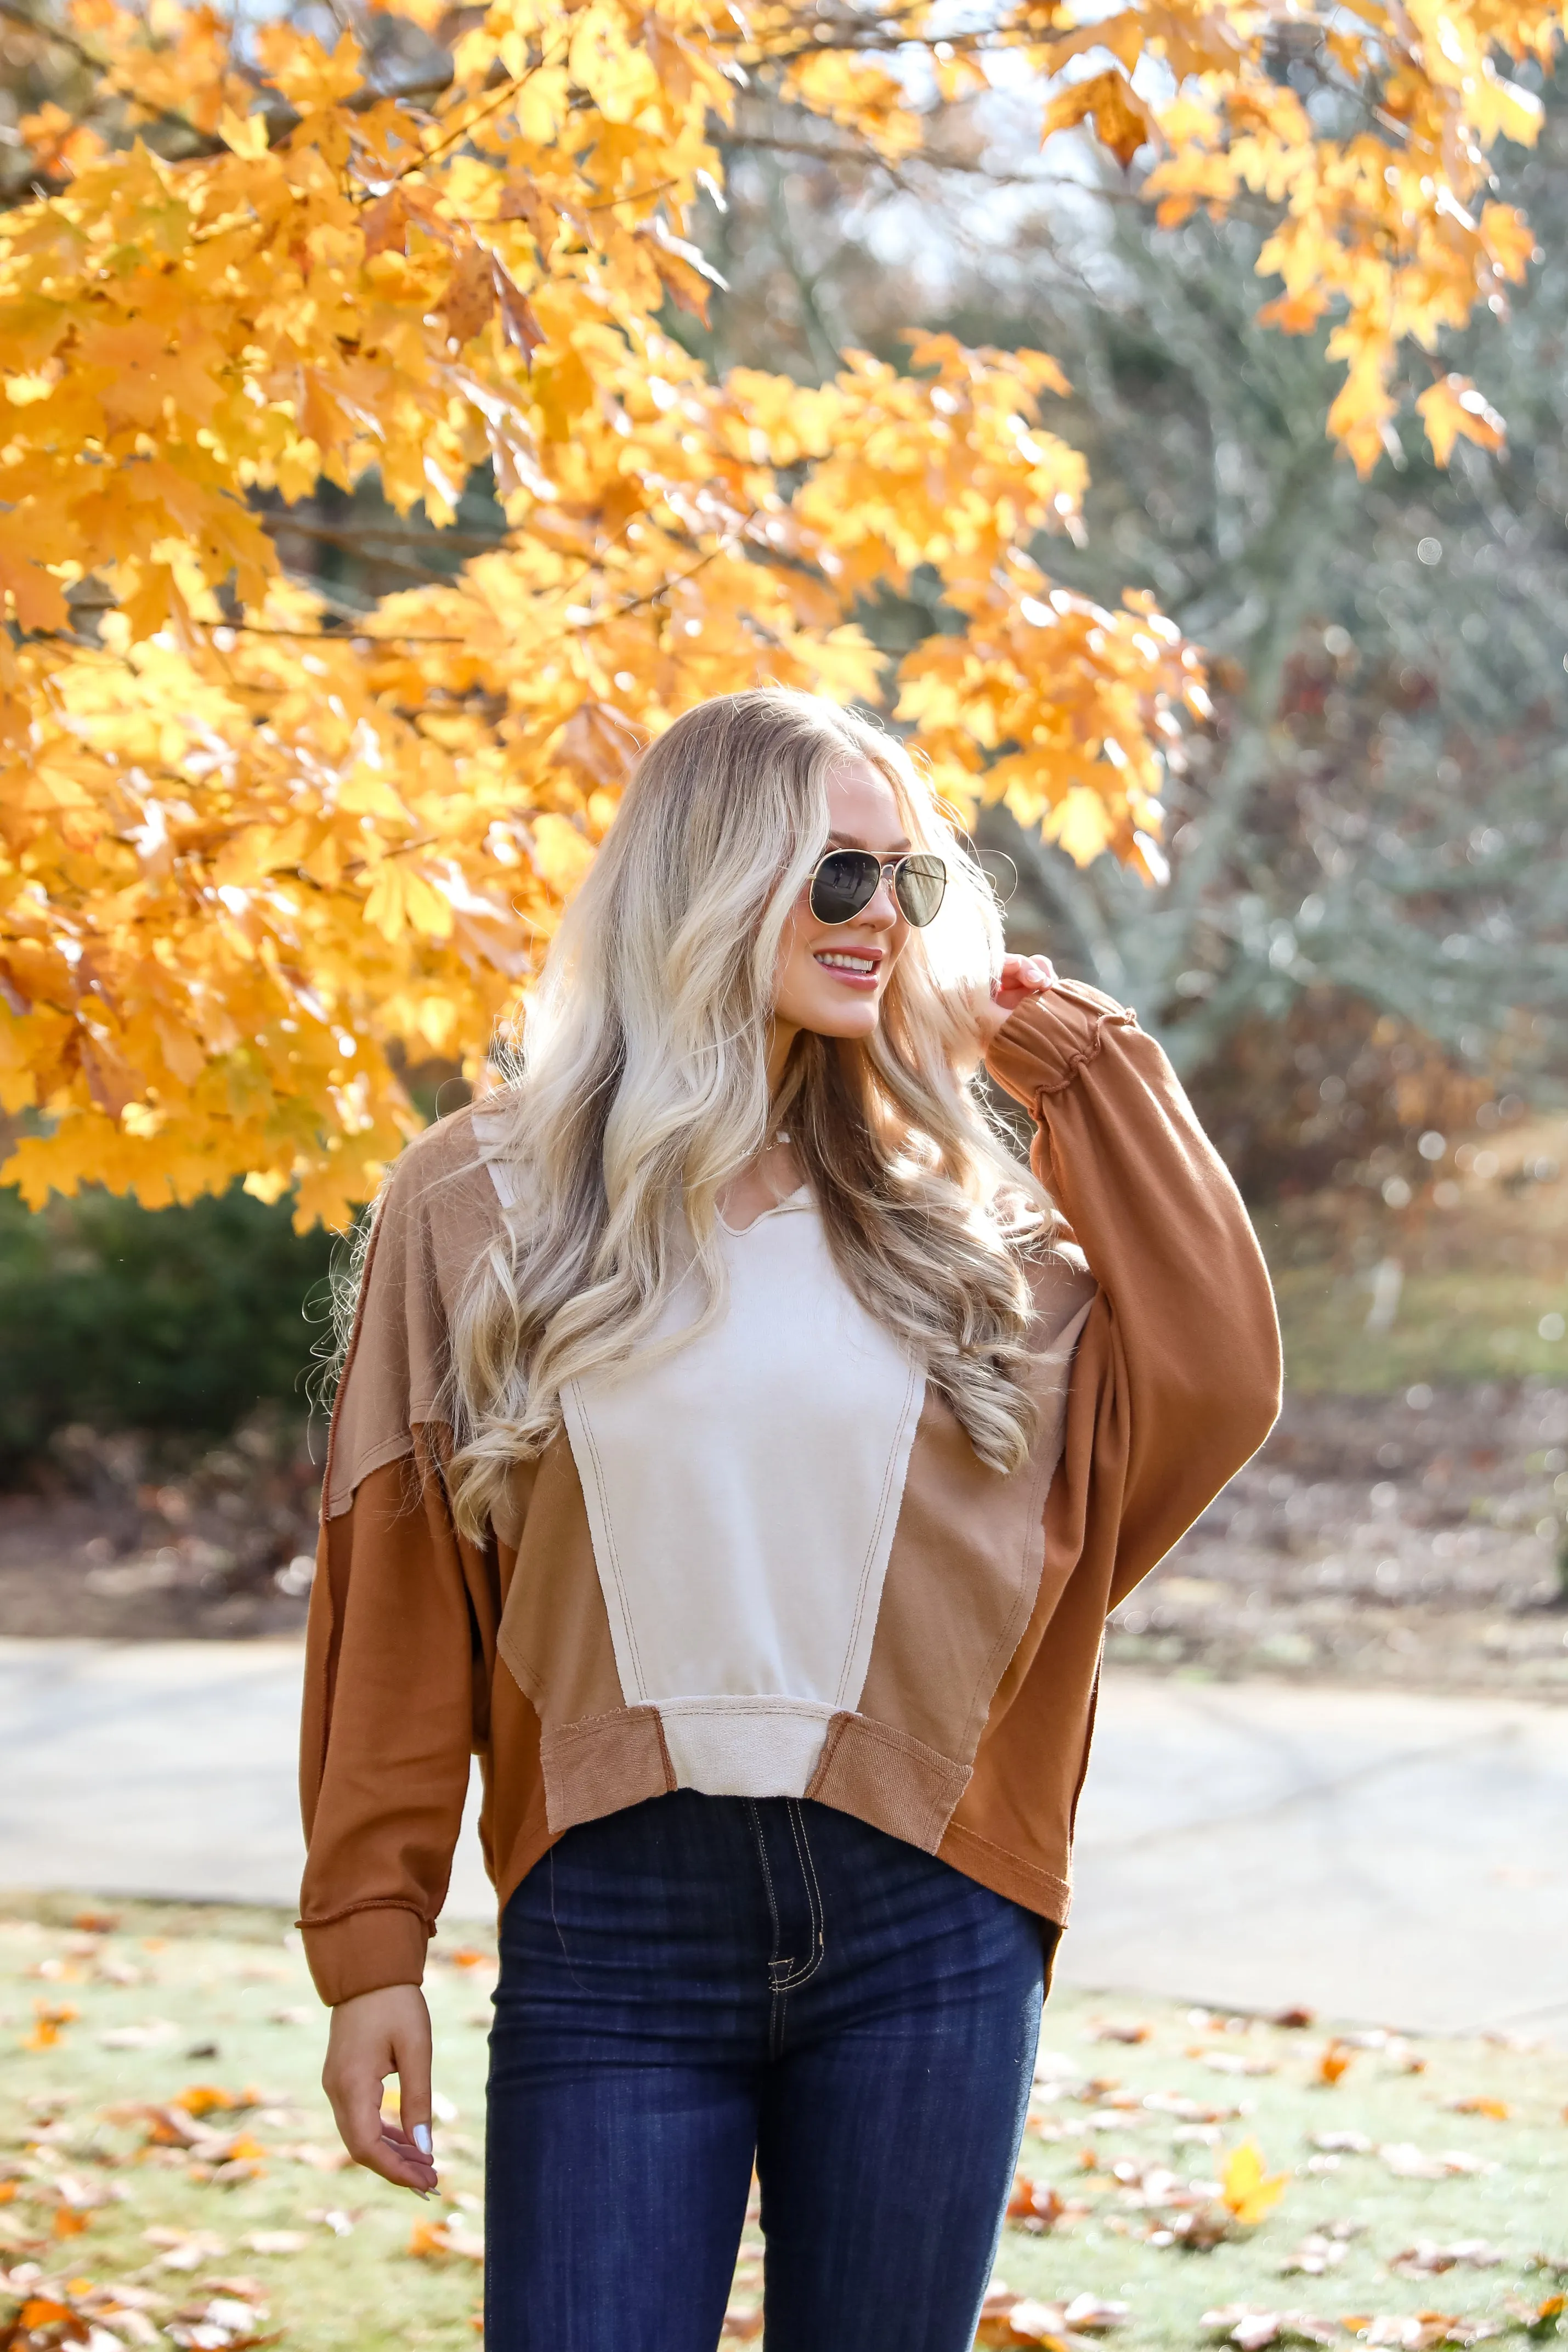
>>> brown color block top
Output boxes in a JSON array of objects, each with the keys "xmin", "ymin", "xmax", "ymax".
[{"xmin": 298, "ymin": 982, "xmax": 1281, "ymax": 2005}]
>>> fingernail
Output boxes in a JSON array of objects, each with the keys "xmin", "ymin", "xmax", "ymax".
[{"xmin": 412, "ymin": 2123, "xmax": 433, "ymax": 2156}]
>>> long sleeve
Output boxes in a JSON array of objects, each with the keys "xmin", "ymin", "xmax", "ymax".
[
  {"xmin": 985, "ymin": 978, "xmax": 1281, "ymax": 1604},
  {"xmin": 297, "ymin": 1117, "xmax": 504, "ymax": 2006}
]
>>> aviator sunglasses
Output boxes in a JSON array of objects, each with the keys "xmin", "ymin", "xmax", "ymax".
[{"xmin": 808, "ymin": 847, "xmax": 948, "ymax": 929}]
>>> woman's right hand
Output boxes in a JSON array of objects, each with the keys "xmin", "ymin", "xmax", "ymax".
[{"xmin": 321, "ymin": 1983, "xmax": 439, "ymax": 2195}]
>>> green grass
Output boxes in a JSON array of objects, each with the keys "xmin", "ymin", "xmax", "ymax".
[
  {"xmin": 2, "ymin": 1895, "xmax": 1565, "ymax": 2350},
  {"xmin": 1270, "ymin": 1268, "xmax": 1568, "ymax": 1394}
]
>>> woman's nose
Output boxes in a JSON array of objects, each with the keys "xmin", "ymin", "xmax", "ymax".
[{"xmin": 861, "ymin": 874, "xmax": 899, "ymax": 929}]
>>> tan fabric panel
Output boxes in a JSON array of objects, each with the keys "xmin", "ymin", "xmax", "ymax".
[
  {"xmin": 324, "ymin": 1109, "xmax": 505, "ymax": 1519},
  {"xmin": 854, "ymin": 1264, "xmax": 1094, "ymax": 1769},
  {"xmin": 939, "ymin": 1311, "xmax": 1121, "ymax": 1924},
  {"xmin": 807, "ymin": 1712, "xmax": 969, "ymax": 1852},
  {"xmin": 484, "ymin": 1647, "xmax": 554, "ymax": 1916},
  {"xmin": 540, "ymin": 1706, "xmax": 676, "ymax": 1834},
  {"xmin": 496, "ymin": 1433, "xmax": 626, "ymax": 1725}
]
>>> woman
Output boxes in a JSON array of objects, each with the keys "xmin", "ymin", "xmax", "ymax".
[{"xmin": 301, "ymin": 688, "xmax": 1279, "ymax": 2350}]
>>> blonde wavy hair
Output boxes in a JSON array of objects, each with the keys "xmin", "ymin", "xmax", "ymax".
[{"xmin": 443, "ymin": 687, "xmax": 1049, "ymax": 1542}]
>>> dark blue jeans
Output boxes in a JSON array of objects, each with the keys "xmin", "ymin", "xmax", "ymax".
[{"xmin": 485, "ymin": 1791, "xmax": 1052, "ymax": 2350}]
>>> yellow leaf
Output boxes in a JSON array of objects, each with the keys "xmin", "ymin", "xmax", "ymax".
[
  {"xmin": 1046, "ymin": 786, "xmax": 1117, "ymax": 868},
  {"xmin": 529, "ymin": 813, "xmax": 596, "ymax": 897},
  {"xmin": 254, "ymin": 24, "xmax": 364, "ymax": 110},
  {"xmin": 217, "ymin": 106, "xmax": 269, "ymax": 159},
  {"xmin": 1220, "ymin": 2139, "xmax": 1288, "ymax": 2224},
  {"xmin": 1416, "ymin": 375, "xmax": 1505, "ymax": 467}
]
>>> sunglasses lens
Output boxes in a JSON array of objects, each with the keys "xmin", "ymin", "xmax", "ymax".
[
  {"xmin": 895, "ymin": 855, "xmax": 947, "ymax": 927},
  {"xmin": 810, "ymin": 849, "xmax": 880, "ymax": 924}
]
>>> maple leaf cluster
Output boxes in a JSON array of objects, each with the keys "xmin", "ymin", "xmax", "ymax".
[{"xmin": 0, "ymin": 0, "xmax": 1549, "ymax": 1218}]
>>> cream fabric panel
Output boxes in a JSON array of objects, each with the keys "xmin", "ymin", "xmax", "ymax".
[{"xmin": 562, "ymin": 1196, "xmax": 924, "ymax": 1799}]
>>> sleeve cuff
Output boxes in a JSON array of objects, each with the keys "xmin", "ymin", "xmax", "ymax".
[
  {"xmin": 299, "ymin": 1904, "xmax": 432, "ymax": 2006},
  {"xmin": 983, "ymin": 979, "xmax": 1136, "ymax": 1109}
]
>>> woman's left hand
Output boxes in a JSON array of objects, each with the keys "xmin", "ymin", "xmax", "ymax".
[{"xmin": 967, "ymin": 954, "xmax": 1057, "ymax": 1054}]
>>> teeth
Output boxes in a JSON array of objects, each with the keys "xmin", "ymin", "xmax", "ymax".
[{"xmin": 817, "ymin": 952, "xmax": 876, "ymax": 973}]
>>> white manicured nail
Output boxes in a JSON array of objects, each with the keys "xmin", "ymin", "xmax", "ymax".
[{"xmin": 412, "ymin": 2123, "xmax": 433, "ymax": 2156}]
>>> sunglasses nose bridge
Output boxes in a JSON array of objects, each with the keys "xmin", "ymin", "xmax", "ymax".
[{"xmin": 861, "ymin": 864, "xmax": 902, "ymax": 925}]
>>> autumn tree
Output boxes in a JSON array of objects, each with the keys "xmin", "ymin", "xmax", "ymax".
[
  {"xmin": 692, "ymin": 68, "xmax": 1568, "ymax": 1207},
  {"xmin": 984, "ymin": 145, "xmax": 1568, "ymax": 1091},
  {"xmin": 0, "ymin": 0, "xmax": 1559, "ymax": 1223}
]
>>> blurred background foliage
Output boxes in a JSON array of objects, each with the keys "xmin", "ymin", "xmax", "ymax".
[
  {"xmin": 0, "ymin": 20, "xmax": 1563, "ymax": 1479},
  {"xmin": 0, "ymin": 1178, "xmax": 333, "ymax": 1484}
]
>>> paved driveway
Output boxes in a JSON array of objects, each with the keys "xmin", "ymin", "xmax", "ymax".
[{"xmin": 7, "ymin": 1639, "xmax": 1566, "ymax": 2037}]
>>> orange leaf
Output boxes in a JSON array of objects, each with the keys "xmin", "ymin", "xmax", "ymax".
[
  {"xmin": 1041, "ymin": 69, "xmax": 1157, "ymax": 169},
  {"xmin": 173, "ymin": 2084, "xmax": 246, "ymax": 2115},
  {"xmin": 441, "ymin": 245, "xmax": 496, "ymax": 346},
  {"xmin": 0, "ymin": 516, "xmax": 69, "ymax": 634},
  {"xmin": 1416, "ymin": 375, "xmax": 1505, "ymax": 467}
]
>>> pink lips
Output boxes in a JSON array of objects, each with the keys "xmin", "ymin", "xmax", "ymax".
[{"xmin": 813, "ymin": 949, "xmax": 881, "ymax": 992}]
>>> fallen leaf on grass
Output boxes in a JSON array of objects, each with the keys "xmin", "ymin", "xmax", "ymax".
[
  {"xmin": 1, "ymin": 2267, "xmax": 168, "ymax": 2351},
  {"xmin": 1149, "ymin": 2210, "xmax": 1235, "ymax": 2252},
  {"xmin": 1378, "ymin": 2145, "xmax": 1498, "ymax": 2181},
  {"xmin": 1275, "ymin": 2010, "xmax": 1316, "ymax": 2031},
  {"xmin": 1344, "ymin": 2315, "xmax": 1501, "ymax": 2349},
  {"xmin": 304, "ymin": 2209, "xmax": 356, "ymax": 2236},
  {"xmin": 244, "ymin": 2233, "xmax": 308, "ymax": 2255},
  {"xmin": 721, "ymin": 2304, "xmax": 763, "ymax": 2340},
  {"xmin": 138, "ymin": 2107, "xmax": 222, "ymax": 2151},
  {"xmin": 165, "ymin": 2289, "xmax": 279, "ymax": 2350},
  {"xmin": 1085, "ymin": 2022, "xmax": 1152, "ymax": 2045},
  {"xmin": 20, "ymin": 2004, "xmax": 78, "ymax": 2051},
  {"xmin": 1144, "ymin": 2094, "xmax": 1241, "ymax": 2124},
  {"xmin": 93, "ymin": 1957, "xmax": 143, "ymax": 1987},
  {"xmin": 1311, "ymin": 2134, "xmax": 1372, "ymax": 2156},
  {"xmin": 1006, "ymin": 2174, "xmax": 1068, "ymax": 2231},
  {"xmin": 144, "ymin": 2227, "xmax": 229, "ymax": 2271},
  {"xmin": 172, "ymin": 2088, "xmax": 257, "ymax": 2119},
  {"xmin": 1202, "ymin": 2052, "xmax": 1278, "ymax": 2078},
  {"xmin": 977, "ymin": 2282, "xmax": 1128, "ymax": 2347},
  {"xmin": 1202, "ymin": 2304, "xmax": 1339, "ymax": 2348},
  {"xmin": 1282, "ymin": 2235, "xmax": 1351, "ymax": 2276},
  {"xmin": 1316, "ymin": 2043, "xmax": 1355, "ymax": 2087},
  {"xmin": 407, "ymin": 2216, "xmax": 484, "ymax": 2264},
  {"xmin": 1442, "ymin": 2099, "xmax": 1510, "ymax": 2122},
  {"xmin": 16, "ymin": 2294, "xmax": 75, "ymax": 2328},
  {"xmin": 1391, "ymin": 2243, "xmax": 1504, "ymax": 2277},
  {"xmin": 98, "ymin": 2021, "xmax": 178, "ymax": 2050},
  {"xmin": 1503, "ymin": 2296, "xmax": 1565, "ymax": 2338},
  {"xmin": 1222, "ymin": 2141, "xmax": 1289, "ymax": 2225}
]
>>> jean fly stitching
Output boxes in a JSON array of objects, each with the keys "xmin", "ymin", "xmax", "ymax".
[{"xmin": 769, "ymin": 1799, "xmax": 825, "ymax": 1993}]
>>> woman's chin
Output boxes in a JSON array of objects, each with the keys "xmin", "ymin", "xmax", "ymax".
[{"xmin": 794, "ymin": 994, "xmax": 883, "ymax": 1043}]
